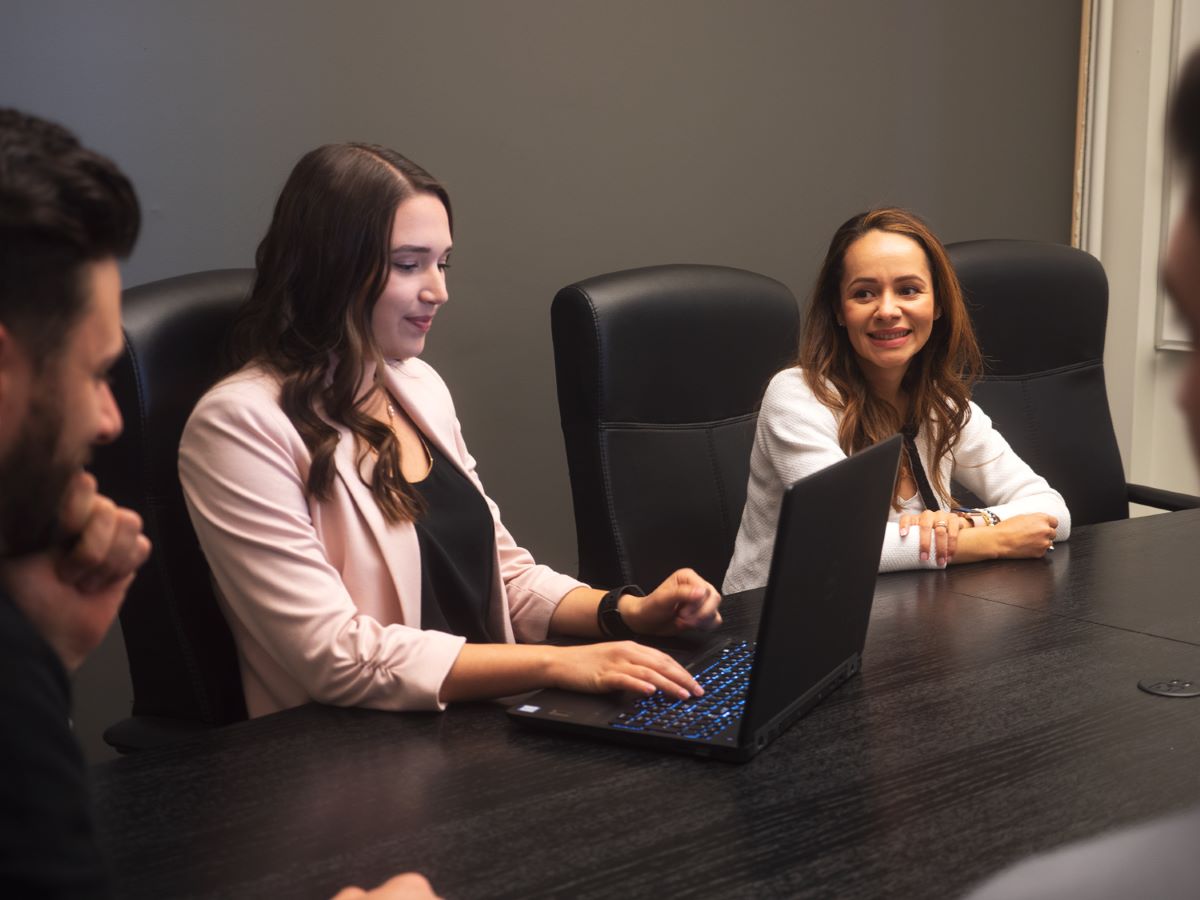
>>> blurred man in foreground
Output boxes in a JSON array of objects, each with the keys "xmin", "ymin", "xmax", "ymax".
[
  {"xmin": 0, "ymin": 105, "xmax": 151, "ymax": 897},
  {"xmin": 965, "ymin": 47, "xmax": 1200, "ymax": 900},
  {"xmin": 0, "ymin": 108, "xmax": 436, "ymax": 900}
]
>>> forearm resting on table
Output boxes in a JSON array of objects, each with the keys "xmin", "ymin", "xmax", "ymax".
[
  {"xmin": 438, "ymin": 588, "xmax": 606, "ymax": 701},
  {"xmin": 438, "ymin": 642, "xmax": 560, "ymax": 703},
  {"xmin": 951, "ymin": 512, "xmax": 1059, "ymax": 564},
  {"xmin": 437, "ymin": 587, "xmax": 699, "ymax": 703},
  {"xmin": 949, "ymin": 526, "xmax": 1001, "ymax": 564}
]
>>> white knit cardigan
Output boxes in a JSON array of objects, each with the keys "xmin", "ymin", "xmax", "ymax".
[{"xmin": 723, "ymin": 368, "xmax": 1071, "ymax": 590}]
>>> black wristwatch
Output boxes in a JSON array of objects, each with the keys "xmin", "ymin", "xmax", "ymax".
[{"xmin": 597, "ymin": 584, "xmax": 644, "ymax": 638}]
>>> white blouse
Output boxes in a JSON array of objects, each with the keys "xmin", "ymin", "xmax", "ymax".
[{"xmin": 723, "ymin": 368, "xmax": 1071, "ymax": 590}]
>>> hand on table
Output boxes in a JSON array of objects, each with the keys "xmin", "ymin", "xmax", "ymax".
[
  {"xmin": 989, "ymin": 513, "xmax": 1059, "ymax": 559},
  {"xmin": 899, "ymin": 508, "xmax": 965, "ymax": 567},
  {"xmin": 0, "ymin": 471, "xmax": 151, "ymax": 671}
]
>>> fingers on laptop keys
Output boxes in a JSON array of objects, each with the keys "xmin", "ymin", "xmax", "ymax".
[
  {"xmin": 611, "ymin": 642, "xmax": 701, "ymax": 700},
  {"xmin": 558, "ymin": 642, "xmax": 702, "ymax": 700}
]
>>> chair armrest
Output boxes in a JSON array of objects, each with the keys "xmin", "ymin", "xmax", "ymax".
[{"xmin": 1127, "ymin": 482, "xmax": 1200, "ymax": 512}]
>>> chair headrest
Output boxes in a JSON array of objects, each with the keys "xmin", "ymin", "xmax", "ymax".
[
  {"xmin": 947, "ymin": 239, "xmax": 1108, "ymax": 376},
  {"xmin": 552, "ymin": 264, "xmax": 799, "ymax": 424}
]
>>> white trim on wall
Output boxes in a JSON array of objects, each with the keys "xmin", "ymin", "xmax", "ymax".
[{"xmin": 1074, "ymin": 0, "xmax": 1112, "ymax": 254}]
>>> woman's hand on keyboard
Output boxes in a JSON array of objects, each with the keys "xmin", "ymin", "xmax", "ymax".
[
  {"xmin": 623, "ymin": 568, "xmax": 723, "ymax": 636},
  {"xmin": 547, "ymin": 642, "xmax": 703, "ymax": 700}
]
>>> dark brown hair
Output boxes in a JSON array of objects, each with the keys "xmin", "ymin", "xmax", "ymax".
[
  {"xmin": 0, "ymin": 107, "xmax": 140, "ymax": 368},
  {"xmin": 798, "ymin": 207, "xmax": 982, "ymax": 503},
  {"xmin": 228, "ymin": 143, "xmax": 452, "ymax": 523}
]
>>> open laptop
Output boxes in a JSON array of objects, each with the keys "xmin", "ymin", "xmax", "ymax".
[{"xmin": 507, "ymin": 433, "xmax": 902, "ymax": 762}]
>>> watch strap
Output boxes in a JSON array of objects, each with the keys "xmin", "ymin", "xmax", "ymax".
[{"xmin": 597, "ymin": 584, "xmax": 645, "ymax": 638}]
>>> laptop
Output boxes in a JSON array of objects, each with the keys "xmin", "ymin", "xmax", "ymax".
[{"xmin": 507, "ymin": 433, "xmax": 902, "ymax": 762}]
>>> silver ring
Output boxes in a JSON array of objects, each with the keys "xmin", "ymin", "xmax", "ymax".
[{"xmin": 933, "ymin": 521, "xmax": 948, "ymax": 530}]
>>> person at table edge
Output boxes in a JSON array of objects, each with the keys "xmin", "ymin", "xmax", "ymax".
[
  {"xmin": 964, "ymin": 47, "xmax": 1200, "ymax": 900},
  {"xmin": 724, "ymin": 206, "xmax": 1068, "ymax": 590},
  {"xmin": 179, "ymin": 143, "xmax": 723, "ymax": 719}
]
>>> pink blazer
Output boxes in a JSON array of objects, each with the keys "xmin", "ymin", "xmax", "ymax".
[{"xmin": 179, "ymin": 359, "xmax": 584, "ymax": 717}]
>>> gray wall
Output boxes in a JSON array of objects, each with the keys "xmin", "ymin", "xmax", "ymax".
[{"xmin": 0, "ymin": 0, "xmax": 1082, "ymax": 762}]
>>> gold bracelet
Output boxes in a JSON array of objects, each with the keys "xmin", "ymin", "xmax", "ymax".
[{"xmin": 953, "ymin": 507, "xmax": 998, "ymax": 527}]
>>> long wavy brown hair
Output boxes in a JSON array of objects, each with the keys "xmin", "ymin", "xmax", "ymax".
[
  {"xmin": 227, "ymin": 143, "xmax": 452, "ymax": 523},
  {"xmin": 798, "ymin": 208, "xmax": 982, "ymax": 504}
]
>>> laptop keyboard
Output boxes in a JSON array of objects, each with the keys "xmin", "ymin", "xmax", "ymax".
[{"xmin": 609, "ymin": 640, "xmax": 755, "ymax": 740}]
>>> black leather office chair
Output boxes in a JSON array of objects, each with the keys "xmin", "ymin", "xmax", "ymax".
[
  {"xmin": 947, "ymin": 239, "xmax": 1199, "ymax": 524},
  {"xmin": 551, "ymin": 264, "xmax": 800, "ymax": 590},
  {"xmin": 91, "ymin": 269, "xmax": 254, "ymax": 751}
]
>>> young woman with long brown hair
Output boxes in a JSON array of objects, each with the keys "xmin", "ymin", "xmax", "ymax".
[
  {"xmin": 723, "ymin": 208, "xmax": 1069, "ymax": 589},
  {"xmin": 179, "ymin": 143, "xmax": 721, "ymax": 717}
]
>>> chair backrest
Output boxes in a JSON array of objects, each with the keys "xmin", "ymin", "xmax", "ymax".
[
  {"xmin": 551, "ymin": 264, "xmax": 800, "ymax": 589},
  {"xmin": 91, "ymin": 269, "xmax": 254, "ymax": 730},
  {"xmin": 946, "ymin": 239, "xmax": 1129, "ymax": 525}
]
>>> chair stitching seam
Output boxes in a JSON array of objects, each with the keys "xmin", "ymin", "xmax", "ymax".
[
  {"xmin": 1019, "ymin": 379, "xmax": 1041, "ymax": 473},
  {"xmin": 979, "ymin": 359, "xmax": 1101, "ymax": 382},
  {"xmin": 704, "ymin": 427, "xmax": 732, "ymax": 555},
  {"xmin": 581, "ymin": 292, "xmax": 633, "ymax": 583},
  {"xmin": 598, "ymin": 412, "xmax": 759, "ymax": 431}
]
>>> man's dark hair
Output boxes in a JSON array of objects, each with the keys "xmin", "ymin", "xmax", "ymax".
[
  {"xmin": 1170, "ymin": 50, "xmax": 1200, "ymax": 206},
  {"xmin": 0, "ymin": 108, "xmax": 140, "ymax": 364}
]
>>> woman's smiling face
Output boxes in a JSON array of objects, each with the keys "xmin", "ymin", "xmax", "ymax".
[
  {"xmin": 837, "ymin": 229, "xmax": 939, "ymax": 389},
  {"xmin": 371, "ymin": 193, "xmax": 452, "ymax": 361}
]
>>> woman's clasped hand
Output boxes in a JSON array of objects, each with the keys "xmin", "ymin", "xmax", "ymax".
[{"xmin": 898, "ymin": 510, "xmax": 1059, "ymax": 567}]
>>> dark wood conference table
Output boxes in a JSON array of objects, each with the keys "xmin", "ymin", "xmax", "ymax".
[{"xmin": 91, "ymin": 510, "xmax": 1200, "ymax": 899}]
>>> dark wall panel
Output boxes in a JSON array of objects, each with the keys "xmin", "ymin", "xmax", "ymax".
[{"xmin": 0, "ymin": 0, "xmax": 1082, "ymax": 759}]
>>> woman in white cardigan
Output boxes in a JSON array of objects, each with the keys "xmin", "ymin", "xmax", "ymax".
[
  {"xmin": 180, "ymin": 143, "xmax": 722, "ymax": 716},
  {"xmin": 724, "ymin": 208, "xmax": 1069, "ymax": 590}
]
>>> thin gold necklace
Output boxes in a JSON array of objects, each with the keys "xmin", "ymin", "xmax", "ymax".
[{"xmin": 384, "ymin": 397, "xmax": 433, "ymax": 480}]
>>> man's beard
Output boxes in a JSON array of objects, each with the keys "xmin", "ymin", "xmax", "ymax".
[{"xmin": 0, "ymin": 374, "xmax": 81, "ymax": 558}]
